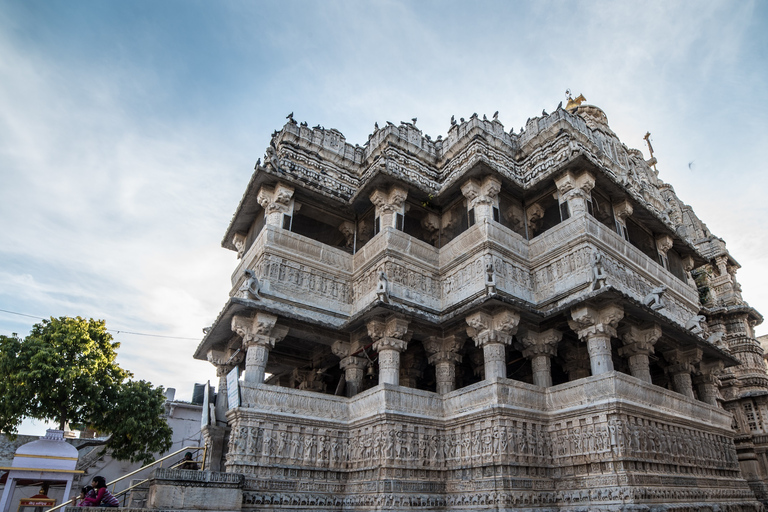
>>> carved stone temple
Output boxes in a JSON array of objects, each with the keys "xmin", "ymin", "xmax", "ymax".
[{"xmin": 193, "ymin": 103, "xmax": 768, "ymax": 511}]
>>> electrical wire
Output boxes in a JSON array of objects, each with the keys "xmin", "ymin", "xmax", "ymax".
[{"xmin": 0, "ymin": 308, "xmax": 199, "ymax": 340}]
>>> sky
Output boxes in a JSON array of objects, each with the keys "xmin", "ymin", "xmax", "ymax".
[{"xmin": 2, "ymin": 1, "xmax": 768, "ymax": 433}]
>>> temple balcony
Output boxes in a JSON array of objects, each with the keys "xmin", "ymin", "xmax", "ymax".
[
  {"xmin": 228, "ymin": 371, "xmax": 740, "ymax": 476},
  {"xmin": 227, "ymin": 213, "xmax": 700, "ymax": 330}
]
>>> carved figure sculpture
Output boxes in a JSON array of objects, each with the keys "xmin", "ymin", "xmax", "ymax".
[
  {"xmin": 591, "ymin": 250, "xmax": 607, "ymax": 290},
  {"xmin": 376, "ymin": 271, "xmax": 389, "ymax": 303},
  {"xmin": 238, "ymin": 269, "xmax": 261, "ymax": 301},
  {"xmin": 484, "ymin": 254, "xmax": 496, "ymax": 295},
  {"xmin": 685, "ymin": 314, "xmax": 707, "ymax": 335},
  {"xmin": 642, "ymin": 285, "xmax": 666, "ymax": 310}
]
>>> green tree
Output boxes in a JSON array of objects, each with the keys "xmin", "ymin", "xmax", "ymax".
[{"xmin": 0, "ymin": 316, "xmax": 172, "ymax": 464}]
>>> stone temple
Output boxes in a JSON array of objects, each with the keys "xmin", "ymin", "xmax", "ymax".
[{"xmin": 192, "ymin": 99, "xmax": 768, "ymax": 511}]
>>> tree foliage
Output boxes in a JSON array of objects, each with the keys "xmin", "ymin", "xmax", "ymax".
[{"xmin": 0, "ymin": 317, "xmax": 172, "ymax": 464}]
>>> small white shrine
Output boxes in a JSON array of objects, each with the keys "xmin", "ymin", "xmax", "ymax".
[{"xmin": 0, "ymin": 430, "xmax": 82, "ymax": 512}]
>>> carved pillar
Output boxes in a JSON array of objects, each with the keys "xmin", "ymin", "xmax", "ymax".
[
  {"xmin": 332, "ymin": 340, "xmax": 367, "ymax": 397},
  {"xmin": 618, "ymin": 324, "xmax": 661, "ymax": 383},
  {"xmin": 399, "ymin": 351, "xmax": 423, "ymax": 388},
  {"xmin": 663, "ymin": 348, "xmax": 702, "ymax": 399},
  {"xmin": 207, "ymin": 349, "xmax": 243, "ymax": 423},
  {"xmin": 655, "ymin": 234, "xmax": 674, "ymax": 268},
  {"xmin": 568, "ymin": 304, "xmax": 624, "ymax": 376},
  {"xmin": 555, "ymin": 170, "xmax": 595, "ymax": 217},
  {"xmin": 613, "ymin": 199, "xmax": 633, "ymax": 238},
  {"xmin": 424, "ymin": 334, "xmax": 464, "ymax": 394},
  {"xmin": 369, "ymin": 186, "xmax": 408, "ymax": 231},
  {"xmin": 517, "ymin": 329, "xmax": 562, "ymax": 387},
  {"xmin": 231, "ymin": 312, "xmax": 288, "ymax": 384},
  {"xmin": 466, "ymin": 308, "xmax": 520, "ymax": 380},
  {"xmin": 460, "ymin": 175, "xmax": 502, "ymax": 224},
  {"xmin": 561, "ymin": 343, "xmax": 591, "ymax": 381},
  {"xmin": 257, "ymin": 182, "xmax": 295, "ymax": 226},
  {"xmin": 368, "ymin": 316, "xmax": 410, "ymax": 385},
  {"xmin": 695, "ymin": 360, "xmax": 724, "ymax": 406}
]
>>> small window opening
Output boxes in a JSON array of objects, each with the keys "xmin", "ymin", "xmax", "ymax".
[
  {"xmin": 468, "ymin": 208, "xmax": 476, "ymax": 227},
  {"xmin": 492, "ymin": 206, "xmax": 500, "ymax": 223},
  {"xmin": 395, "ymin": 213, "xmax": 404, "ymax": 231},
  {"xmin": 374, "ymin": 217, "xmax": 381, "ymax": 235}
]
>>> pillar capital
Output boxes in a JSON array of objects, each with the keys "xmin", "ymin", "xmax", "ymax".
[
  {"xmin": 555, "ymin": 171, "xmax": 595, "ymax": 216},
  {"xmin": 517, "ymin": 328, "xmax": 562, "ymax": 358},
  {"xmin": 232, "ymin": 312, "xmax": 287, "ymax": 385},
  {"xmin": 555, "ymin": 170, "xmax": 595, "ymax": 197},
  {"xmin": 618, "ymin": 324, "xmax": 661, "ymax": 383},
  {"xmin": 369, "ymin": 186, "xmax": 408, "ymax": 230},
  {"xmin": 466, "ymin": 308, "xmax": 520, "ymax": 348},
  {"xmin": 613, "ymin": 199, "xmax": 633, "ymax": 221},
  {"xmin": 618, "ymin": 324, "xmax": 662, "ymax": 357},
  {"xmin": 568, "ymin": 304, "xmax": 624, "ymax": 340},
  {"xmin": 367, "ymin": 315, "xmax": 410, "ymax": 386},
  {"xmin": 423, "ymin": 334, "xmax": 464, "ymax": 357},
  {"xmin": 466, "ymin": 308, "xmax": 519, "ymax": 380},
  {"xmin": 569, "ymin": 304, "xmax": 623, "ymax": 376},
  {"xmin": 460, "ymin": 175, "xmax": 502, "ymax": 209},
  {"xmin": 367, "ymin": 315, "xmax": 410, "ymax": 343},
  {"xmin": 257, "ymin": 182, "xmax": 294, "ymax": 225},
  {"xmin": 663, "ymin": 347, "xmax": 703, "ymax": 368},
  {"xmin": 655, "ymin": 234, "xmax": 674, "ymax": 256}
]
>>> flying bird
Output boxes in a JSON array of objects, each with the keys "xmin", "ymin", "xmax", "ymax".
[{"xmin": 688, "ymin": 161, "xmax": 695, "ymax": 171}]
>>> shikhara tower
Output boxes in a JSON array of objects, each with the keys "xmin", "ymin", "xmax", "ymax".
[{"xmin": 193, "ymin": 101, "xmax": 768, "ymax": 511}]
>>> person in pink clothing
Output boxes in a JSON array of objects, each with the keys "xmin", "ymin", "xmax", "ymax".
[{"xmin": 79, "ymin": 476, "xmax": 119, "ymax": 507}]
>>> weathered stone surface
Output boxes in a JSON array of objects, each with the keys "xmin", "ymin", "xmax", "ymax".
[{"xmin": 191, "ymin": 103, "xmax": 768, "ymax": 510}]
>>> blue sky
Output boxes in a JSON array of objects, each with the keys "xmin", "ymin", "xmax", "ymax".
[{"xmin": 2, "ymin": 1, "xmax": 768, "ymax": 431}]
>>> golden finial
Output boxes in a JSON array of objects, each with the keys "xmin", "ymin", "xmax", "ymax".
[{"xmin": 565, "ymin": 89, "xmax": 586, "ymax": 110}]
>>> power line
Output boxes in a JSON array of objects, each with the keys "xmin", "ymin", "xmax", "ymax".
[{"xmin": 0, "ymin": 308, "xmax": 200, "ymax": 341}]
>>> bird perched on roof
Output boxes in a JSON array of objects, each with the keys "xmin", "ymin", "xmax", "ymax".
[
  {"xmin": 542, "ymin": 109, "xmax": 548, "ymax": 116},
  {"xmin": 557, "ymin": 101, "xmax": 562, "ymax": 110},
  {"xmin": 286, "ymin": 112, "xmax": 294, "ymax": 121},
  {"xmin": 412, "ymin": 117, "xmax": 417, "ymax": 125},
  {"xmin": 493, "ymin": 111, "xmax": 499, "ymax": 120},
  {"xmin": 374, "ymin": 122, "xmax": 379, "ymax": 130},
  {"xmin": 451, "ymin": 115, "xmax": 456, "ymax": 126}
]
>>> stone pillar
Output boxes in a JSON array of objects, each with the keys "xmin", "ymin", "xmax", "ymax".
[
  {"xmin": 231, "ymin": 312, "xmax": 288, "ymax": 385},
  {"xmin": 461, "ymin": 175, "xmax": 502, "ymax": 223},
  {"xmin": 399, "ymin": 351, "xmax": 422, "ymax": 388},
  {"xmin": 368, "ymin": 316, "xmax": 410, "ymax": 385},
  {"xmin": 613, "ymin": 199, "xmax": 633, "ymax": 238},
  {"xmin": 332, "ymin": 340, "xmax": 367, "ymax": 397},
  {"xmin": 655, "ymin": 234, "xmax": 674, "ymax": 268},
  {"xmin": 206, "ymin": 349, "xmax": 244, "ymax": 423},
  {"xmin": 555, "ymin": 170, "xmax": 595, "ymax": 216},
  {"xmin": 466, "ymin": 308, "xmax": 520, "ymax": 380},
  {"xmin": 561, "ymin": 343, "xmax": 591, "ymax": 381},
  {"xmin": 695, "ymin": 360, "xmax": 724, "ymax": 406},
  {"xmin": 257, "ymin": 182, "xmax": 295, "ymax": 226},
  {"xmin": 517, "ymin": 329, "xmax": 562, "ymax": 387},
  {"xmin": 663, "ymin": 348, "xmax": 702, "ymax": 399},
  {"xmin": 369, "ymin": 186, "xmax": 408, "ymax": 230},
  {"xmin": 618, "ymin": 324, "xmax": 661, "ymax": 383},
  {"xmin": 424, "ymin": 334, "xmax": 464, "ymax": 394},
  {"xmin": 568, "ymin": 304, "xmax": 624, "ymax": 376}
]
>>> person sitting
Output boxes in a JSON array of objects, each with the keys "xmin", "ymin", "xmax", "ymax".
[
  {"xmin": 80, "ymin": 476, "xmax": 119, "ymax": 507},
  {"xmin": 178, "ymin": 452, "xmax": 199, "ymax": 470},
  {"xmin": 76, "ymin": 486, "xmax": 95, "ymax": 507}
]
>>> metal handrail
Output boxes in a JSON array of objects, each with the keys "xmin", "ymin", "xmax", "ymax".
[{"xmin": 45, "ymin": 446, "xmax": 203, "ymax": 512}]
